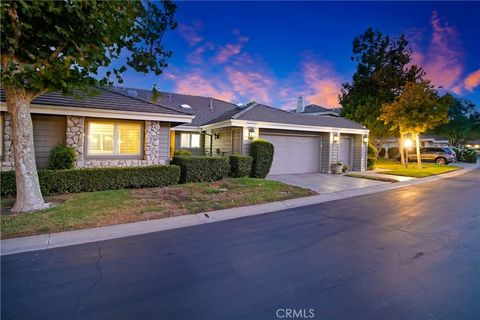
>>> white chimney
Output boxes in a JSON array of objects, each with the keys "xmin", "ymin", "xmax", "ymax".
[{"xmin": 296, "ymin": 96, "xmax": 305, "ymax": 113}]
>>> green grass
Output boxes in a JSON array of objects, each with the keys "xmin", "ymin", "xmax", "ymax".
[
  {"xmin": 1, "ymin": 178, "xmax": 315, "ymax": 239},
  {"xmin": 375, "ymin": 159, "xmax": 461, "ymax": 178}
]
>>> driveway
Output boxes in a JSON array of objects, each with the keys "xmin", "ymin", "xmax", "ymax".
[
  {"xmin": 2, "ymin": 169, "xmax": 479, "ymax": 320},
  {"xmin": 268, "ymin": 172, "xmax": 388, "ymax": 193}
]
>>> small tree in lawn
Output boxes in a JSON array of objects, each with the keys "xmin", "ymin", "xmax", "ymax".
[
  {"xmin": 1, "ymin": 1, "xmax": 177, "ymax": 212},
  {"xmin": 380, "ymin": 81, "xmax": 450, "ymax": 168}
]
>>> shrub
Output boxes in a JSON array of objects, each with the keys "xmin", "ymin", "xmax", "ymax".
[
  {"xmin": 367, "ymin": 157, "xmax": 376, "ymax": 170},
  {"xmin": 378, "ymin": 148, "xmax": 386, "ymax": 158},
  {"xmin": 174, "ymin": 149, "xmax": 192, "ymax": 157},
  {"xmin": 387, "ymin": 147, "xmax": 399, "ymax": 159},
  {"xmin": 342, "ymin": 164, "xmax": 350, "ymax": 173},
  {"xmin": 250, "ymin": 139, "xmax": 274, "ymax": 178},
  {"xmin": 48, "ymin": 144, "xmax": 77, "ymax": 170},
  {"xmin": 451, "ymin": 146, "xmax": 478, "ymax": 163},
  {"xmin": 229, "ymin": 155, "xmax": 253, "ymax": 178},
  {"xmin": 368, "ymin": 144, "xmax": 378, "ymax": 158},
  {"xmin": 171, "ymin": 156, "xmax": 229, "ymax": 183},
  {"xmin": 1, "ymin": 165, "xmax": 180, "ymax": 197}
]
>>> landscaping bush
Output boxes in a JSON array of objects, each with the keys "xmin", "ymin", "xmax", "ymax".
[
  {"xmin": 250, "ymin": 139, "xmax": 274, "ymax": 178},
  {"xmin": 174, "ymin": 149, "xmax": 192, "ymax": 157},
  {"xmin": 378, "ymin": 148, "xmax": 386, "ymax": 158},
  {"xmin": 342, "ymin": 164, "xmax": 350, "ymax": 173},
  {"xmin": 1, "ymin": 165, "xmax": 180, "ymax": 197},
  {"xmin": 387, "ymin": 147, "xmax": 399, "ymax": 159},
  {"xmin": 171, "ymin": 156, "xmax": 229, "ymax": 183},
  {"xmin": 367, "ymin": 157, "xmax": 376, "ymax": 170},
  {"xmin": 451, "ymin": 146, "xmax": 478, "ymax": 163},
  {"xmin": 368, "ymin": 144, "xmax": 378, "ymax": 158},
  {"xmin": 48, "ymin": 144, "xmax": 77, "ymax": 170},
  {"xmin": 229, "ymin": 155, "xmax": 253, "ymax": 178}
]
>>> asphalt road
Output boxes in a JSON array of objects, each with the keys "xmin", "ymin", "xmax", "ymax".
[{"xmin": 2, "ymin": 169, "xmax": 479, "ymax": 320}]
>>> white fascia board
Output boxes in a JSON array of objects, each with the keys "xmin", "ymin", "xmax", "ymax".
[
  {"xmin": 0, "ymin": 102, "xmax": 194, "ymax": 123},
  {"xmin": 200, "ymin": 120, "xmax": 233, "ymax": 130},
  {"xmin": 171, "ymin": 126, "xmax": 201, "ymax": 132},
  {"xmin": 230, "ymin": 119, "xmax": 369, "ymax": 135}
]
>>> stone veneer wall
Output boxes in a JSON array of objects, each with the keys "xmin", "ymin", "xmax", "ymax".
[{"xmin": 1, "ymin": 113, "xmax": 14, "ymax": 171}]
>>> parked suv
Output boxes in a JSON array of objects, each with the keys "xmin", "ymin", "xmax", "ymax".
[{"xmin": 397, "ymin": 147, "xmax": 456, "ymax": 165}]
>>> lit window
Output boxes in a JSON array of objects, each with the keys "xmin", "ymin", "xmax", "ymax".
[
  {"xmin": 87, "ymin": 120, "xmax": 142, "ymax": 156},
  {"xmin": 180, "ymin": 133, "xmax": 201, "ymax": 148}
]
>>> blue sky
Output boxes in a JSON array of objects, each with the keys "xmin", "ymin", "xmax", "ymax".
[{"xmin": 117, "ymin": 1, "xmax": 480, "ymax": 109}]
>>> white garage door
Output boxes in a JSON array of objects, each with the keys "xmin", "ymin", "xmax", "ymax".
[{"xmin": 260, "ymin": 134, "xmax": 320, "ymax": 175}]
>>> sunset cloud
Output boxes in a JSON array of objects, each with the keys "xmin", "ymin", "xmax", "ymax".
[
  {"xmin": 464, "ymin": 69, "xmax": 480, "ymax": 91},
  {"xmin": 225, "ymin": 66, "xmax": 275, "ymax": 103},
  {"xmin": 214, "ymin": 33, "xmax": 249, "ymax": 64},
  {"xmin": 177, "ymin": 22, "xmax": 204, "ymax": 47},
  {"xmin": 175, "ymin": 71, "xmax": 236, "ymax": 102},
  {"xmin": 301, "ymin": 58, "xmax": 343, "ymax": 107}
]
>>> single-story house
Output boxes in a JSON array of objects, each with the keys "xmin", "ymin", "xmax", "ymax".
[
  {"xmin": 0, "ymin": 87, "xmax": 194, "ymax": 170},
  {"xmin": 1, "ymin": 87, "xmax": 369, "ymax": 174}
]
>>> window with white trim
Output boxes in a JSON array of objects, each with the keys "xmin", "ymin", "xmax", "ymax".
[
  {"xmin": 180, "ymin": 133, "xmax": 200, "ymax": 148},
  {"xmin": 87, "ymin": 120, "xmax": 143, "ymax": 156}
]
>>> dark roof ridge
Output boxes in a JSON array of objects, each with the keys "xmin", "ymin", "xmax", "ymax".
[{"xmin": 103, "ymin": 87, "xmax": 192, "ymax": 115}]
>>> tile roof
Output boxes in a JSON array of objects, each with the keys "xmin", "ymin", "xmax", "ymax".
[
  {"xmin": 0, "ymin": 87, "xmax": 187, "ymax": 116},
  {"xmin": 109, "ymin": 87, "xmax": 238, "ymax": 127},
  {"xmin": 289, "ymin": 104, "xmax": 342, "ymax": 114},
  {"xmin": 205, "ymin": 103, "xmax": 366, "ymax": 130}
]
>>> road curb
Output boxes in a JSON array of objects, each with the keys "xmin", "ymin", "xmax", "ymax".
[{"xmin": 2, "ymin": 163, "xmax": 478, "ymax": 256}]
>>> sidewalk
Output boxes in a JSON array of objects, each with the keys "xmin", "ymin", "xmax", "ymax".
[{"xmin": 2, "ymin": 161, "xmax": 479, "ymax": 256}]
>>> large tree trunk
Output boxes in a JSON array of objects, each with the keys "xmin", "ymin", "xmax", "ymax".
[
  {"xmin": 5, "ymin": 88, "xmax": 49, "ymax": 213},
  {"xmin": 399, "ymin": 134, "xmax": 405, "ymax": 166},
  {"xmin": 414, "ymin": 133, "xmax": 422, "ymax": 169}
]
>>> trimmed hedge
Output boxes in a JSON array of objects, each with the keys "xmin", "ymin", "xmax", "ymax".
[
  {"xmin": 48, "ymin": 144, "xmax": 77, "ymax": 170},
  {"xmin": 450, "ymin": 146, "xmax": 478, "ymax": 163},
  {"xmin": 1, "ymin": 165, "xmax": 180, "ymax": 197},
  {"xmin": 250, "ymin": 139, "xmax": 274, "ymax": 178},
  {"xmin": 174, "ymin": 149, "xmax": 192, "ymax": 156},
  {"xmin": 378, "ymin": 148, "xmax": 386, "ymax": 158},
  {"xmin": 367, "ymin": 157, "xmax": 376, "ymax": 170},
  {"xmin": 387, "ymin": 147, "xmax": 399, "ymax": 159},
  {"xmin": 229, "ymin": 155, "xmax": 253, "ymax": 178},
  {"xmin": 171, "ymin": 156, "xmax": 229, "ymax": 183}
]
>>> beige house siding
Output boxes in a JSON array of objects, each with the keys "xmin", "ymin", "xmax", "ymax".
[
  {"xmin": 206, "ymin": 128, "xmax": 232, "ymax": 156},
  {"xmin": 174, "ymin": 131, "xmax": 205, "ymax": 156},
  {"xmin": 320, "ymin": 133, "xmax": 330, "ymax": 173},
  {"xmin": 158, "ymin": 122, "xmax": 171, "ymax": 163}
]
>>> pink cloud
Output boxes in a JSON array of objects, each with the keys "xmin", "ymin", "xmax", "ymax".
[
  {"xmin": 301, "ymin": 59, "xmax": 342, "ymax": 107},
  {"xmin": 177, "ymin": 22, "xmax": 204, "ymax": 47},
  {"xmin": 225, "ymin": 66, "xmax": 275, "ymax": 103},
  {"xmin": 175, "ymin": 71, "xmax": 236, "ymax": 102},
  {"xmin": 464, "ymin": 69, "xmax": 480, "ymax": 91},
  {"xmin": 410, "ymin": 12, "xmax": 464, "ymax": 91},
  {"xmin": 186, "ymin": 42, "xmax": 215, "ymax": 65},
  {"xmin": 214, "ymin": 33, "xmax": 249, "ymax": 63}
]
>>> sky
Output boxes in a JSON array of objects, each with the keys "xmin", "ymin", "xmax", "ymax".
[{"xmin": 116, "ymin": 1, "xmax": 480, "ymax": 110}]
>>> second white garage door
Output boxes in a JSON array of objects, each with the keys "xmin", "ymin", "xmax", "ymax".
[{"xmin": 260, "ymin": 134, "xmax": 320, "ymax": 175}]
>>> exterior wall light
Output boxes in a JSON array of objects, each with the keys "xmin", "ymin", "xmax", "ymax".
[
  {"xmin": 363, "ymin": 135, "xmax": 369, "ymax": 143},
  {"xmin": 213, "ymin": 133, "xmax": 220, "ymax": 140},
  {"xmin": 248, "ymin": 128, "xmax": 256, "ymax": 140},
  {"xmin": 332, "ymin": 133, "xmax": 340, "ymax": 143}
]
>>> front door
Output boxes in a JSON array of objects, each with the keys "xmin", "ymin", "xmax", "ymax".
[{"xmin": 232, "ymin": 128, "xmax": 242, "ymax": 154}]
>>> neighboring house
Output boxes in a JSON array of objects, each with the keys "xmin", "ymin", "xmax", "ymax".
[
  {"xmin": 290, "ymin": 97, "xmax": 341, "ymax": 116},
  {"xmin": 381, "ymin": 134, "xmax": 450, "ymax": 157},
  {"xmin": 0, "ymin": 88, "xmax": 194, "ymax": 171},
  {"xmin": 1, "ymin": 87, "xmax": 369, "ymax": 174}
]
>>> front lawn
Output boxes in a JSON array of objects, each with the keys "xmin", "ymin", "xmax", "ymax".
[
  {"xmin": 375, "ymin": 159, "xmax": 461, "ymax": 178},
  {"xmin": 1, "ymin": 178, "xmax": 315, "ymax": 239}
]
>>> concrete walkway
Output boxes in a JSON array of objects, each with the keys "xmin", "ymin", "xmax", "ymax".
[
  {"xmin": 268, "ymin": 172, "xmax": 388, "ymax": 193},
  {"xmin": 1, "ymin": 161, "xmax": 479, "ymax": 256}
]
